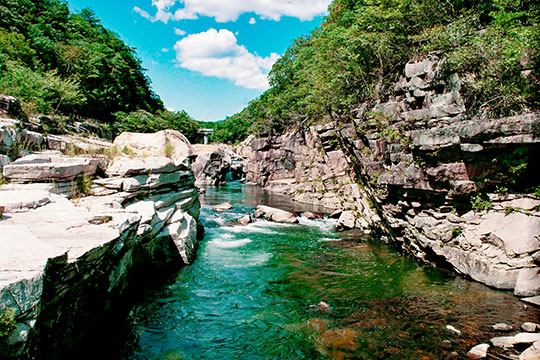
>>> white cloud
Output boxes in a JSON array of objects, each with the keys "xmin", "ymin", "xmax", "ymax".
[
  {"xmin": 249, "ymin": 17, "xmax": 256, "ymax": 25},
  {"xmin": 174, "ymin": 27, "xmax": 187, "ymax": 36},
  {"xmin": 174, "ymin": 28, "xmax": 279, "ymax": 90},
  {"xmin": 135, "ymin": 0, "xmax": 331, "ymax": 23},
  {"xmin": 161, "ymin": 48, "xmax": 170, "ymax": 53},
  {"xmin": 133, "ymin": 6, "xmax": 153, "ymax": 21}
]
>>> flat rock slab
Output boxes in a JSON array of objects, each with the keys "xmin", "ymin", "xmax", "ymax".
[
  {"xmin": 3, "ymin": 153, "xmax": 99, "ymax": 182},
  {"xmin": 0, "ymin": 189, "xmax": 51, "ymax": 212}
]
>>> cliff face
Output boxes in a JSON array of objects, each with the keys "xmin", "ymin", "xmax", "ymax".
[
  {"xmin": 236, "ymin": 54, "xmax": 540, "ymax": 298},
  {"xmin": 0, "ymin": 128, "xmax": 203, "ymax": 359}
]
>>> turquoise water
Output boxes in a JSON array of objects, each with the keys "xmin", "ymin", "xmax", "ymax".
[{"xmin": 120, "ymin": 183, "xmax": 538, "ymax": 359}]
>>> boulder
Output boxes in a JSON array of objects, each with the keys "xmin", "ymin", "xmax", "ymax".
[
  {"xmin": 192, "ymin": 145, "xmax": 232, "ymax": 186},
  {"xmin": 3, "ymin": 153, "xmax": 99, "ymax": 183},
  {"xmin": 515, "ymin": 268, "xmax": 540, "ymax": 297},
  {"xmin": 214, "ymin": 203, "xmax": 233, "ymax": 212},
  {"xmin": 336, "ymin": 211, "xmax": 357, "ymax": 231},
  {"xmin": 493, "ymin": 323, "xmax": 513, "ymax": 332},
  {"xmin": 254, "ymin": 205, "xmax": 298, "ymax": 224},
  {"xmin": 106, "ymin": 156, "xmax": 188, "ymax": 177},
  {"xmin": 0, "ymin": 154, "xmax": 10, "ymax": 169},
  {"xmin": 467, "ymin": 344, "xmax": 490, "ymax": 359},
  {"xmin": 490, "ymin": 336, "xmax": 516, "ymax": 348},
  {"xmin": 237, "ymin": 215, "xmax": 252, "ymax": 226},
  {"xmin": 520, "ymin": 341, "xmax": 540, "ymax": 360},
  {"xmin": 522, "ymin": 323, "xmax": 540, "ymax": 333},
  {"xmin": 301, "ymin": 212, "xmax": 321, "ymax": 220},
  {"xmin": 113, "ymin": 130, "xmax": 195, "ymax": 161}
]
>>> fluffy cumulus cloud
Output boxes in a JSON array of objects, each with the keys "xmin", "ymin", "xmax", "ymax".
[
  {"xmin": 174, "ymin": 29, "xmax": 279, "ymax": 90},
  {"xmin": 136, "ymin": 0, "xmax": 331, "ymax": 23}
]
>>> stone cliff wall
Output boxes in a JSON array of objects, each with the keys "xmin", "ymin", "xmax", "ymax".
[
  {"xmin": 0, "ymin": 133, "xmax": 203, "ymax": 358},
  {"xmin": 236, "ymin": 54, "xmax": 540, "ymax": 298}
]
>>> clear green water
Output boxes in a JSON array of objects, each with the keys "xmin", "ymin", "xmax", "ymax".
[{"xmin": 119, "ymin": 183, "xmax": 538, "ymax": 359}]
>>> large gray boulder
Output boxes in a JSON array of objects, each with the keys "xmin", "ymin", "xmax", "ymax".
[
  {"xmin": 254, "ymin": 205, "xmax": 298, "ymax": 224},
  {"xmin": 113, "ymin": 130, "xmax": 195, "ymax": 161},
  {"xmin": 106, "ymin": 156, "xmax": 189, "ymax": 177},
  {"xmin": 191, "ymin": 144, "xmax": 232, "ymax": 186}
]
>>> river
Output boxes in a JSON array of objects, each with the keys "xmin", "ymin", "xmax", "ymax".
[{"xmin": 114, "ymin": 182, "xmax": 538, "ymax": 359}]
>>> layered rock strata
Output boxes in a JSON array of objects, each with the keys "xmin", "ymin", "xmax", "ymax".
[
  {"xmin": 0, "ymin": 151, "xmax": 202, "ymax": 359},
  {"xmin": 237, "ymin": 54, "xmax": 540, "ymax": 297}
]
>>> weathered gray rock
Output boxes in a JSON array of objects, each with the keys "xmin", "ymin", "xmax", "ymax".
[
  {"xmin": 106, "ymin": 156, "xmax": 188, "ymax": 177},
  {"xmin": 3, "ymin": 153, "xmax": 99, "ymax": 182},
  {"xmin": 493, "ymin": 323, "xmax": 514, "ymax": 332},
  {"xmin": 336, "ymin": 211, "xmax": 357, "ymax": 231},
  {"xmin": 520, "ymin": 341, "xmax": 540, "ymax": 360},
  {"xmin": 214, "ymin": 202, "xmax": 233, "ymax": 212},
  {"xmin": 515, "ymin": 268, "xmax": 540, "ymax": 297},
  {"xmin": 490, "ymin": 336, "xmax": 516, "ymax": 348},
  {"xmin": 237, "ymin": 215, "xmax": 252, "ymax": 226},
  {"xmin": 446, "ymin": 325, "xmax": 462, "ymax": 336},
  {"xmin": 254, "ymin": 205, "xmax": 298, "ymax": 224},
  {"xmin": 0, "ymin": 154, "xmax": 10, "ymax": 168},
  {"xmin": 522, "ymin": 322, "xmax": 540, "ymax": 332},
  {"xmin": 113, "ymin": 130, "xmax": 195, "ymax": 160},
  {"xmin": 192, "ymin": 145, "xmax": 232, "ymax": 186},
  {"xmin": 467, "ymin": 344, "xmax": 490, "ymax": 359},
  {"xmin": 515, "ymin": 333, "xmax": 540, "ymax": 345}
]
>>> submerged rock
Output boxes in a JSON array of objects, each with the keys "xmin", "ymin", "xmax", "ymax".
[
  {"xmin": 467, "ymin": 344, "xmax": 490, "ymax": 359},
  {"xmin": 492, "ymin": 323, "xmax": 514, "ymax": 332},
  {"xmin": 522, "ymin": 322, "xmax": 540, "ymax": 333},
  {"xmin": 237, "ymin": 215, "xmax": 252, "ymax": 226},
  {"xmin": 254, "ymin": 205, "xmax": 298, "ymax": 224},
  {"xmin": 520, "ymin": 341, "xmax": 540, "ymax": 360},
  {"xmin": 214, "ymin": 202, "xmax": 233, "ymax": 212},
  {"xmin": 446, "ymin": 325, "xmax": 462, "ymax": 336}
]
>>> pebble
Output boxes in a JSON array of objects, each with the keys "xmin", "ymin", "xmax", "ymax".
[
  {"xmin": 493, "ymin": 323, "xmax": 514, "ymax": 332},
  {"xmin": 446, "ymin": 325, "xmax": 462, "ymax": 336}
]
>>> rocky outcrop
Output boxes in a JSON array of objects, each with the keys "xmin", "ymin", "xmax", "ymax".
[
  {"xmin": 237, "ymin": 53, "xmax": 540, "ymax": 296},
  {"xmin": 0, "ymin": 147, "xmax": 202, "ymax": 358},
  {"xmin": 191, "ymin": 144, "xmax": 232, "ymax": 186},
  {"xmin": 113, "ymin": 130, "xmax": 196, "ymax": 160}
]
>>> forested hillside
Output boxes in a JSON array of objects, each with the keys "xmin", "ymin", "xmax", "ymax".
[
  {"xmin": 0, "ymin": 0, "xmax": 204, "ymax": 142},
  {"xmin": 0, "ymin": 0, "xmax": 163, "ymax": 119},
  {"xmin": 216, "ymin": 0, "xmax": 539, "ymax": 143}
]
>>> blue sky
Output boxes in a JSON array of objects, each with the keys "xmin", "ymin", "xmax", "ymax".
[{"xmin": 66, "ymin": 0, "xmax": 331, "ymax": 121}]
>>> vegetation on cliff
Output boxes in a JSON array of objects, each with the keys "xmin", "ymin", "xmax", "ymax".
[
  {"xmin": 0, "ymin": 0, "xmax": 201, "ymax": 140},
  {"xmin": 214, "ymin": 0, "xmax": 539, "ymax": 143}
]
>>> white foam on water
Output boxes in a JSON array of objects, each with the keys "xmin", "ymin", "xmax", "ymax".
[
  {"xmin": 224, "ymin": 252, "xmax": 272, "ymax": 268},
  {"xmin": 210, "ymin": 238, "xmax": 253, "ymax": 249},
  {"xmin": 319, "ymin": 237, "xmax": 343, "ymax": 242},
  {"xmin": 298, "ymin": 216, "xmax": 338, "ymax": 232}
]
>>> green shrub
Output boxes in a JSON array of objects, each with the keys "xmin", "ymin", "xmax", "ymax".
[
  {"xmin": 451, "ymin": 227, "xmax": 463, "ymax": 238},
  {"xmin": 0, "ymin": 308, "xmax": 16, "ymax": 339},
  {"xmin": 471, "ymin": 193, "xmax": 492, "ymax": 212},
  {"xmin": 535, "ymin": 186, "xmax": 540, "ymax": 198}
]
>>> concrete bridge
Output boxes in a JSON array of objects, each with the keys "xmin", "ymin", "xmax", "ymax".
[{"xmin": 198, "ymin": 128, "xmax": 213, "ymax": 144}]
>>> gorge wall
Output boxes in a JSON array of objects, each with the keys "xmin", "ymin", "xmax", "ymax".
[
  {"xmin": 0, "ymin": 124, "xmax": 203, "ymax": 359},
  {"xmin": 236, "ymin": 54, "xmax": 540, "ymax": 299}
]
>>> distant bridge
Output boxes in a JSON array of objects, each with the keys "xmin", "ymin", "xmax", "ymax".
[{"xmin": 198, "ymin": 128, "xmax": 213, "ymax": 144}]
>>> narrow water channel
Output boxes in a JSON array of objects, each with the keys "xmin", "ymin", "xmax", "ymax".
[{"xmin": 118, "ymin": 182, "xmax": 538, "ymax": 359}]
